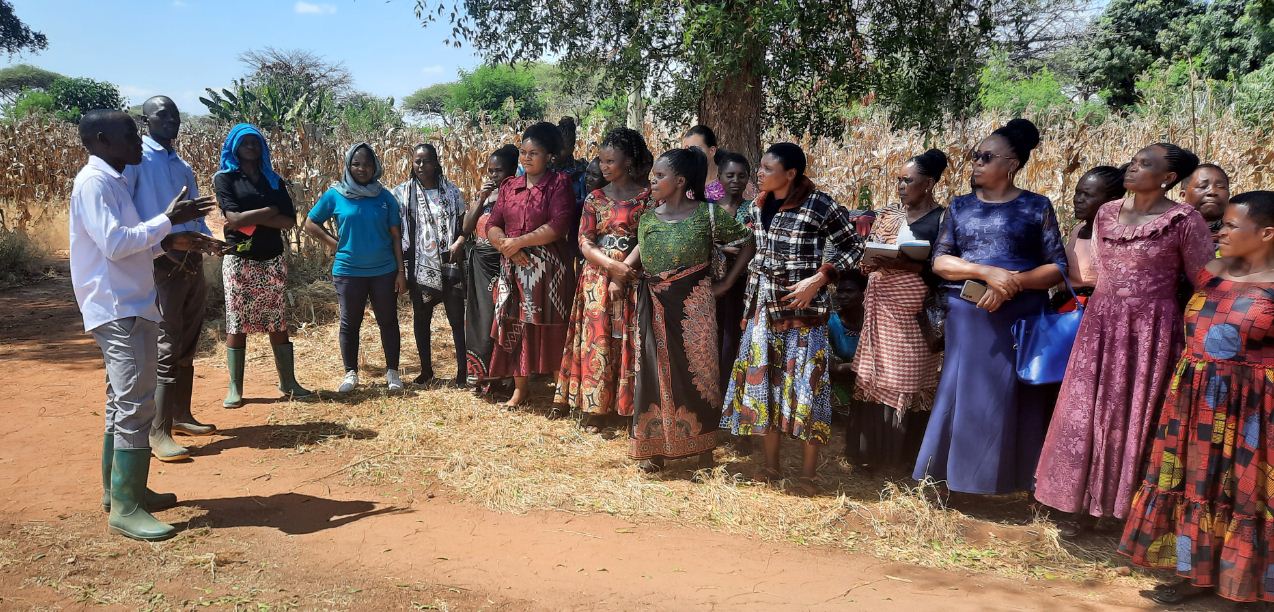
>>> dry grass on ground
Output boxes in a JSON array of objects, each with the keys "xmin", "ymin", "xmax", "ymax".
[{"xmin": 197, "ymin": 307, "xmax": 1158, "ymax": 591}]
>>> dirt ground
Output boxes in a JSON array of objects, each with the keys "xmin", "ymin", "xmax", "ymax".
[{"xmin": 0, "ymin": 273, "xmax": 1206, "ymax": 611}]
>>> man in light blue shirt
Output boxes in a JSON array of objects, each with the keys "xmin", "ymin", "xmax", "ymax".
[
  {"xmin": 70, "ymin": 109, "xmax": 214, "ymax": 541},
  {"xmin": 124, "ymin": 95, "xmax": 222, "ymax": 462}
]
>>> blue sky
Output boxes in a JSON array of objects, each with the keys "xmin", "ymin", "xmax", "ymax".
[{"xmin": 2, "ymin": 0, "xmax": 483, "ymax": 114}]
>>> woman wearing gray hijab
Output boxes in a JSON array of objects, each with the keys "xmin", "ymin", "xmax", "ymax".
[{"xmin": 303, "ymin": 143, "xmax": 406, "ymax": 392}]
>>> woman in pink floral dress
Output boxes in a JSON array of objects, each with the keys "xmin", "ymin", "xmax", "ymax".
[{"xmin": 1034, "ymin": 144, "xmax": 1215, "ymax": 537}]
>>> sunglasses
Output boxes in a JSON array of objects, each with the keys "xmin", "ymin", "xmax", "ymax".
[{"xmin": 969, "ymin": 150, "xmax": 1015, "ymax": 164}]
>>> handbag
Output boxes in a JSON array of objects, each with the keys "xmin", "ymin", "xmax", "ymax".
[
  {"xmin": 707, "ymin": 202, "xmax": 727, "ymax": 280},
  {"xmin": 915, "ymin": 287, "xmax": 947, "ymax": 353},
  {"xmin": 1011, "ymin": 276, "xmax": 1085, "ymax": 385},
  {"xmin": 914, "ymin": 208, "xmax": 947, "ymax": 353},
  {"xmin": 412, "ymin": 182, "xmax": 465, "ymax": 291}
]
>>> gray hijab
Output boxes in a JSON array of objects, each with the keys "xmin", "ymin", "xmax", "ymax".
[{"xmin": 333, "ymin": 142, "xmax": 384, "ymax": 199}]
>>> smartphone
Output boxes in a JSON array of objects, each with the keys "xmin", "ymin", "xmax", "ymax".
[{"xmin": 960, "ymin": 280, "xmax": 988, "ymax": 303}]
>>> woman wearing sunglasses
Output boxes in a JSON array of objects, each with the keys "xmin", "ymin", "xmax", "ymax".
[{"xmin": 912, "ymin": 118, "xmax": 1069, "ymax": 497}]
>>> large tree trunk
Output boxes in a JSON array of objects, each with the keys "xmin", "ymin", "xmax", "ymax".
[{"xmin": 697, "ymin": 53, "xmax": 763, "ymax": 165}]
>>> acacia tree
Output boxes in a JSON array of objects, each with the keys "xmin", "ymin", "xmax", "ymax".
[{"xmin": 414, "ymin": 0, "xmax": 874, "ymax": 162}]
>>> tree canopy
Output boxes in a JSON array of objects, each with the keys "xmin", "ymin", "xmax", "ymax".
[
  {"xmin": 0, "ymin": 64, "xmax": 63, "ymax": 103},
  {"xmin": 0, "ymin": 0, "xmax": 47, "ymax": 56}
]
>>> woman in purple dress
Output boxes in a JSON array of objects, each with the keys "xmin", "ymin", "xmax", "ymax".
[
  {"xmin": 1035, "ymin": 144, "xmax": 1213, "ymax": 536},
  {"xmin": 913, "ymin": 119, "xmax": 1068, "ymax": 495}
]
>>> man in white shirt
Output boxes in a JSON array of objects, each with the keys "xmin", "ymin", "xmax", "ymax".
[
  {"xmin": 70, "ymin": 109, "xmax": 214, "ymax": 541},
  {"xmin": 124, "ymin": 95, "xmax": 222, "ymax": 463}
]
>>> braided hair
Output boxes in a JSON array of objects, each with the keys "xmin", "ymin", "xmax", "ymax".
[
  {"xmin": 412, "ymin": 143, "xmax": 443, "ymax": 182},
  {"xmin": 657, "ymin": 148, "xmax": 708, "ymax": 202},
  {"xmin": 990, "ymin": 118, "xmax": 1041, "ymax": 166},
  {"xmin": 1151, "ymin": 143, "xmax": 1200, "ymax": 189},
  {"xmin": 1083, "ymin": 165, "xmax": 1128, "ymax": 202},
  {"xmin": 600, "ymin": 127, "xmax": 654, "ymax": 181}
]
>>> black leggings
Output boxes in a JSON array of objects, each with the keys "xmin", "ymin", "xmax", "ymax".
[
  {"xmin": 408, "ymin": 281, "xmax": 466, "ymax": 380},
  {"xmin": 334, "ymin": 272, "xmax": 400, "ymax": 372}
]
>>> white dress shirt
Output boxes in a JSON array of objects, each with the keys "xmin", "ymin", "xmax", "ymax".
[
  {"xmin": 69, "ymin": 155, "xmax": 172, "ymax": 332},
  {"xmin": 122, "ymin": 135, "xmax": 207, "ymax": 240}
]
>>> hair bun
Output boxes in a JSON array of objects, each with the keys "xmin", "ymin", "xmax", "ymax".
[
  {"xmin": 1003, "ymin": 118, "xmax": 1040, "ymax": 151},
  {"xmin": 916, "ymin": 148, "xmax": 948, "ymax": 178}
]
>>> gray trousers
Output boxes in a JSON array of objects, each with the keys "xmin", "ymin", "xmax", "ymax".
[
  {"xmin": 91, "ymin": 317, "xmax": 160, "ymax": 449},
  {"xmin": 153, "ymin": 252, "xmax": 207, "ymax": 385}
]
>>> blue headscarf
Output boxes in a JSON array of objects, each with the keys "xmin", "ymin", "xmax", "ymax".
[{"xmin": 216, "ymin": 123, "xmax": 282, "ymax": 190}]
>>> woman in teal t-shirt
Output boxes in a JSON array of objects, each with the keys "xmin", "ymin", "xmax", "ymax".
[{"xmin": 303, "ymin": 143, "xmax": 406, "ymax": 393}]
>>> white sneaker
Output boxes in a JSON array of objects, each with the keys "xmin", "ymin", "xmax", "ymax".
[
  {"xmin": 338, "ymin": 370, "xmax": 359, "ymax": 393},
  {"xmin": 386, "ymin": 369, "xmax": 403, "ymax": 391}
]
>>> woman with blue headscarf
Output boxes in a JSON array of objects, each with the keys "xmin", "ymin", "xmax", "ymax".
[
  {"xmin": 214, "ymin": 123, "xmax": 313, "ymax": 408},
  {"xmin": 303, "ymin": 143, "xmax": 406, "ymax": 393}
]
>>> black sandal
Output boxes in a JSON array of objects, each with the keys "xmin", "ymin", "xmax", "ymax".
[{"xmin": 1142, "ymin": 580, "xmax": 1209, "ymax": 605}]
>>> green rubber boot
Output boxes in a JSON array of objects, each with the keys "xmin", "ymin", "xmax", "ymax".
[
  {"xmin": 107, "ymin": 448, "xmax": 176, "ymax": 541},
  {"xmin": 150, "ymin": 382, "xmax": 191, "ymax": 462},
  {"xmin": 272, "ymin": 342, "xmax": 314, "ymax": 399},
  {"xmin": 223, "ymin": 347, "xmax": 245, "ymax": 408},
  {"xmin": 100, "ymin": 435, "xmax": 178, "ymax": 512}
]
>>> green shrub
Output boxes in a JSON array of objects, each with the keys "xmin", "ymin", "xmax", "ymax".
[
  {"xmin": 0, "ymin": 227, "xmax": 46, "ymax": 287},
  {"xmin": 1235, "ymin": 57, "xmax": 1274, "ymax": 128},
  {"xmin": 978, "ymin": 55, "xmax": 1072, "ymax": 116}
]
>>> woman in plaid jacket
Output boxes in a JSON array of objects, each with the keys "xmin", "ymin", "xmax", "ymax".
[{"xmin": 720, "ymin": 142, "xmax": 868, "ymax": 495}]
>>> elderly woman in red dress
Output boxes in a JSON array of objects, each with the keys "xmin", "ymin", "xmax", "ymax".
[{"xmin": 484, "ymin": 122, "xmax": 578, "ymax": 407}]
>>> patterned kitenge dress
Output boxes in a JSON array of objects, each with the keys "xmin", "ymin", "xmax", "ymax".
[
  {"xmin": 632, "ymin": 203, "xmax": 751, "ymax": 460},
  {"xmin": 1119, "ymin": 269, "xmax": 1274, "ymax": 603},
  {"xmin": 555, "ymin": 188, "xmax": 651, "ymax": 416}
]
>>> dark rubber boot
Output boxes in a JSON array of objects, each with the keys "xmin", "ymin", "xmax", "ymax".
[
  {"xmin": 100, "ymin": 434, "xmax": 177, "ymax": 512},
  {"xmin": 107, "ymin": 448, "xmax": 176, "ymax": 541},
  {"xmin": 272, "ymin": 342, "xmax": 314, "ymax": 398},
  {"xmin": 223, "ymin": 347, "xmax": 245, "ymax": 408},
  {"xmin": 150, "ymin": 382, "xmax": 191, "ymax": 462},
  {"xmin": 172, "ymin": 365, "xmax": 215, "ymax": 436}
]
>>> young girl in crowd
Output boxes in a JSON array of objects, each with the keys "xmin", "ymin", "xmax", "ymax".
[
  {"xmin": 1035, "ymin": 145, "xmax": 1213, "ymax": 536},
  {"xmin": 1120, "ymin": 191, "xmax": 1274, "ymax": 606},
  {"xmin": 625, "ymin": 148, "xmax": 754, "ymax": 472},
  {"xmin": 303, "ymin": 143, "xmax": 405, "ymax": 393},
  {"xmin": 713, "ymin": 151, "xmax": 756, "ymax": 395},
  {"xmin": 720, "ymin": 142, "xmax": 866, "ymax": 495},
  {"xmin": 555, "ymin": 127, "xmax": 654, "ymax": 431},
  {"xmin": 1063, "ymin": 165, "xmax": 1126, "ymax": 292},
  {"xmin": 463, "ymin": 145, "xmax": 519, "ymax": 391}
]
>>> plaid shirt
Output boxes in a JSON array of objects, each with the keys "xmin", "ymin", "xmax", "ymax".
[{"xmin": 743, "ymin": 188, "xmax": 866, "ymax": 322}]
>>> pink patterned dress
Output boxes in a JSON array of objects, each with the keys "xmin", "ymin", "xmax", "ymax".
[{"xmin": 1034, "ymin": 200, "xmax": 1214, "ymax": 518}]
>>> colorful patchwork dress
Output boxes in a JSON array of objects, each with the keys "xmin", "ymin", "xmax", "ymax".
[
  {"xmin": 1119, "ymin": 269, "xmax": 1274, "ymax": 603},
  {"xmin": 555, "ymin": 188, "xmax": 651, "ymax": 416}
]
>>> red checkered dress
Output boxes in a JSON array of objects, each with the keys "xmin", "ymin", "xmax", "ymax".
[
  {"xmin": 850, "ymin": 206, "xmax": 941, "ymax": 413},
  {"xmin": 1118, "ymin": 269, "xmax": 1274, "ymax": 603}
]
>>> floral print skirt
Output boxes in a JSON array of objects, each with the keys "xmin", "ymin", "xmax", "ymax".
[
  {"xmin": 721, "ymin": 278, "xmax": 833, "ymax": 444},
  {"xmin": 223, "ymin": 253, "xmax": 287, "ymax": 335}
]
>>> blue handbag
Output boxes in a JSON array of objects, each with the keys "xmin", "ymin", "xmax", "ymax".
[{"xmin": 1010, "ymin": 277, "xmax": 1084, "ymax": 385}]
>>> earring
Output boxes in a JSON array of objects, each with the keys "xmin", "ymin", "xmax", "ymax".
[{"xmin": 1160, "ymin": 182, "xmax": 1168, "ymax": 189}]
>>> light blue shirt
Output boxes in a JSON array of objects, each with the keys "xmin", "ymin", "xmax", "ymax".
[
  {"xmin": 69, "ymin": 156, "xmax": 172, "ymax": 332},
  {"xmin": 307, "ymin": 187, "xmax": 401, "ymax": 277},
  {"xmin": 122, "ymin": 135, "xmax": 207, "ymax": 241}
]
